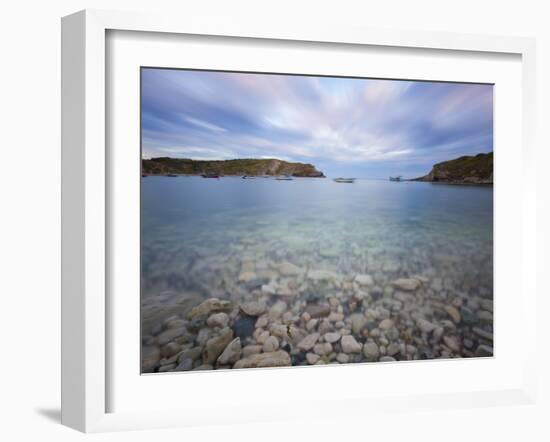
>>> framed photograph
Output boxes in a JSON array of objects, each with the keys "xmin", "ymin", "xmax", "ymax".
[{"xmin": 61, "ymin": 9, "xmax": 537, "ymax": 432}]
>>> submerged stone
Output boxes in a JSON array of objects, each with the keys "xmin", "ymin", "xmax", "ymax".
[{"xmin": 232, "ymin": 315, "xmax": 256, "ymax": 340}]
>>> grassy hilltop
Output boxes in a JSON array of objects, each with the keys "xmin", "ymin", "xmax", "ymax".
[
  {"xmin": 412, "ymin": 152, "xmax": 493, "ymax": 184},
  {"xmin": 142, "ymin": 157, "xmax": 325, "ymax": 177}
]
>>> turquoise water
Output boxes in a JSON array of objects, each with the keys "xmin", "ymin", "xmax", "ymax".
[
  {"xmin": 140, "ymin": 176, "xmax": 493, "ymax": 370},
  {"xmin": 141, "ymin": 176, "xmax": 492, "ymax": 297}
]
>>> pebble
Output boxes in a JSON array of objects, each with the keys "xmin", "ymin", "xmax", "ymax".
[
  {"xmin": 232, "ymin": 316, "xmax": 256, "ymax": 340},
  {"xmin": 175, "ymin": 357, "xmax": 193, "ymax": 371},
  {"xmin": 392, "ymin": 278, "xmax": 421, "ymax": 291},
  {"xmin": 444, "ymin": 306, "xmax": 461, "ymax": 324},
  {"xmin": 307, "ymin": 269, "xmax": 340, "ymax": 281},
  {"xmin": 305, "ymin": 304, "xmax": 331, "ymax": 318},
  {"xmin": 178, "ymin": 347, "xmax": 202, "ymax": 362},
  {"xmin": 355, "ymin": 274, "xmax": 374, "ymax": 286},
  {"xmin": 278, "ymin": 261, "xmax": 303, "ymax": 276},
  {"xmin": 313, "ymin": 342, "xmax": 332, "ymax": 356},
  {"xmin": 341, "ymin": 335, "xmax": 362, "ymax": 353},
  {"xmin": 306, "ymin": 318, "xmax": 319, "ymax": 331},
  {"xmin": 207, "ymin": 312, "xmax": 230, "ymax": 328},
  {"xmin": 475, "ymin": 344, "xmax": 494, "ymax": 357},
  {"xmin": 238, "ymin": 271, "xmax": 256, "ymax": 282},
  {"xmin": 165, "ymin": 319, "xmax": 186, "ymax": 329},
  {"xmin": 189, "ymin": 298, "xmax": 231, "ymax": 319},
  {"xmin": 233, "ymin": 350, "xmax": 291, "ymax": 369},
  {"xmin": 161, "ymin": 342, "xmax": 182, "ymax": 358},
  {"xmin": 386, "ymin": 342, "xmax": 400, "ymax": 356},
  {"xmin": 379, "ymin": 356, "xmax": 396, "ymax": 362},
  {"xmin": 328, "ymin": 312, "xmax": 345, "ymax": 322},
  {"xmin": 477, "ymin": 310, "xmax": 493, "ymax": 322},
  {"xmin": 443, "ymin": 336, "xmax": 461, "ymax": 352},
  {"xmin": 256, "ymin": 330, "xmax": 270, "ymax": 344},
  {"xmin": 336, "ymin": 353, "xmax": 350, "ymax": 363},
  {"xmin": 417, "ymin": 319, "xmax": 436, "ymax": 333},
  {"xmin": 217, "ymin": 337, "xmax": 242, "ymax": 365},
  {"xmin": 378, "ymin": 319, "xmax": 394, "ymax": 331},
  {"xmin": 363, "ymin": 342, "xmax": 379, "ymax": 361},
  {"xmin": 433, "ymin": 327, "xmax": 444, "ymax": 342},
  {"xmin": 242, "ymin": 345, "xmax": 262, "ymax": 358},
  {"xmin": 350, "ymin": 313, "xmax": 367, "ymax": 334},
  {"xmin": 158, "ymin": 363, "xmax": 177, "ymax": 372},
  {"xmin": 142, "ymin": 345, "xmax": 161, "ymax": 371},
  {"xmin": 324, "ymin": 332, "xmax": 341, "ymax": 343},
  {"xmin": 472, "ymin": 327, "xmax": 494, "ymax": 341},
  {"xmin": 255, "ymin": 315, "xmax": 268, "ymax": 329},
  {"xmin": 306, "ymin": 353, "xmax": 321, "ymax": 364},
  {"xmin": 262, "ymin": 336, "xmax": 280, "ymax": 352},
  {"xmin": 202, "ymin": 327, "xmax": 234, "ymax": 365},
  {"xmin": 261, "ymin": 283, "xmax": 277, "ymax": 295},
  {"xmin": 297, "ymin": 333, "xmax": 320, "ymax": 351},
  {"xmin": 268, "ymin": 301, "xmax": 287, "ymax": 321},
  {"xmin": 240, "ymin": 301, "xmax": 266, "ymax": 317},
  {"xmin": 156, "ymin": 327, "xmax": 188, "ymax": 346}
]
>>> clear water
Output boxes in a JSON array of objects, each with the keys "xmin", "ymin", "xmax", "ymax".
[{"xmin": 141, "ymin": 176, "xmax": 493, "ymax": 369}]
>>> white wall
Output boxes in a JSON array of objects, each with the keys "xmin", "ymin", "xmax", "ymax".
[{"xmin": 0, "ymin": 0, "xmax": 548, "ymax": 440}]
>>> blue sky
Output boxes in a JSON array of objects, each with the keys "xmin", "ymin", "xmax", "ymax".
[{"xmin": 141, "ymin": 68, "xmax": 493, "ymax": 179}]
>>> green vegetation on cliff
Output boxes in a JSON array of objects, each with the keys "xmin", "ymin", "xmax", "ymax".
[
  {"xmin": 412, "ymin": 152, "xmax": 493, "ymax": 184},
  {"xmin": 142, "ymin": 157, "xmax": 325, "ymax": 177}
]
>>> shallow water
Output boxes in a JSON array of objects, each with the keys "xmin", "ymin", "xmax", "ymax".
[{"xmin": 141, "ymin": 176, "xmax": 493, "ymax": 371}]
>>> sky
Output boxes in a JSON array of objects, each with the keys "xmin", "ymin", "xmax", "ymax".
[{"xmin": 141, "ymin": 68, "xmax": 493, "ymax": 179}]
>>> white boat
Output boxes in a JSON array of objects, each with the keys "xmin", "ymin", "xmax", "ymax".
[{"xmin": 333, "ymin": 178, "xmax": 355, "ymax": 183}]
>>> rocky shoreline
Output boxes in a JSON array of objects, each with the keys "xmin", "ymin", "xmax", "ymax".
[
  {"xmin": 142, "ymin": 157, "xmax": 325, "ymax": 177},
  {"xmin": 411, "ymin": 152, "xmax": 493, "ymax": 185},
  {"xmin": 142, "ymin": 261, "xmax": 494, "ymax": 373}
]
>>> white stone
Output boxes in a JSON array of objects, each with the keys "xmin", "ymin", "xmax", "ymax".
[
  {"xmin": 262, "ymin": 335, "xmax": 280, "ymax": 352},
  {"xmin": 306, "ymin": 353, "xmax": 320, "ymax": 364},
  {"xmin": 324, "ymin": 332, "xmax": 341, "ymax": 344},
  {"xmin": 336, "ymin": 353, "xmax": 350, "ymax": 363},
  {"xmin": 297, "ymin": 333, "xmax": 320, "ymax": 351},
  {"xmin": 392, "ymin": 278, "xmax": 421, "ymax": 291},
  {"xmin": 355, "ymin": 274, "xmax": 374, "ymax": 286},
  {"xmin": 206, "ymin": 312, "xmax": 229, "ymax": 328},
  {"xmin": 341, "ymin": 335, "xmax": 362, "ymax": 353}
]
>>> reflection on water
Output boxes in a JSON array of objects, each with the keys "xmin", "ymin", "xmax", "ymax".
[{"xmin": 141, "ymin": 177, "xmax": 493, "ymax": 373}]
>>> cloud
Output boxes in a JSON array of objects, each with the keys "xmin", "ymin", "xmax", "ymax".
[{"xmin": 141, "ymin": 69, "xmax": 493, "ymax": 178}]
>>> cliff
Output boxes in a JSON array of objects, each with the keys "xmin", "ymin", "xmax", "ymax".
[
  {"xmin": 412, "ymin": 152, "xmax": 493, "ymax": 184},
  {"xmin": 142, "ymin": 157, "xmax": 325, "ymax": 177}
]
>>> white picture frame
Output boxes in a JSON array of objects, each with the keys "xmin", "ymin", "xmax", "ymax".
[{"xmin": 61, "ymin": 9, "xmax": 537, "ymax": 433}]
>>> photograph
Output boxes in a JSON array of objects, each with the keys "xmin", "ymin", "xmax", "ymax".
[{"xmin": 140, "ymin": 68, "xmax": 494, "ymax": 373}]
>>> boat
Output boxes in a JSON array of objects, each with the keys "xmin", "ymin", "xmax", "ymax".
[
  {"xmin": 275, "ymin": 175, "xmax": 294, "ymax": 181},
  {"xmin": 165, "ymin": 174, "xmax": 178, "ymax": 177},
  {"xmin": 201, "ymin": 173, "xmax": 220, "ymax": 178},
  {"xmin": 333, "ymin": 178, "xmax": 355, "ymax": 183},
  {"xmin": 141, "ymin": 174, "xmax": 148, "ymax": 178},
  {"xmin": 242, "ymin": 175, "xmax": 255, "ymax": 179},
  {"xmin": 389, "ymin": 176, "xmax": 403, "ymax": 182}
]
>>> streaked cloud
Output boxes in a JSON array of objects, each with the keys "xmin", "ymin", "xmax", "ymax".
[{"xmin": 142, "ymin": 69, "xmax": 493, "ymax": 178}]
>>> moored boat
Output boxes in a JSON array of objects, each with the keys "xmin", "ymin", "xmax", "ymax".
[
  {"xmin": 389, "ymin": 176, "xmax": 402, "ymax": 182},
  {"xmin": 333, "ymin": 178, "xmax": 355, "ymax": 183},
  {"xmin": 201, "ymin": 173, "xmax": 220, "ymax": 178},
  {"xmin": 275, "ymin": 175, "xmax": 294, "ymax": 180}
]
